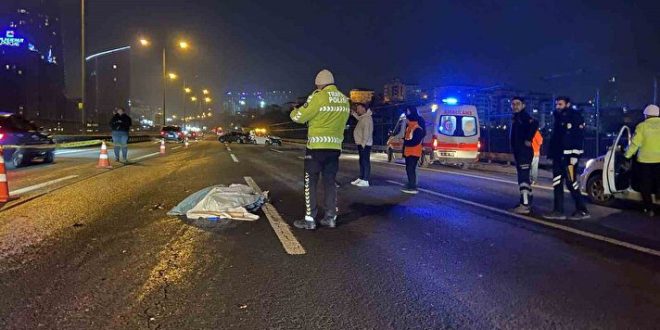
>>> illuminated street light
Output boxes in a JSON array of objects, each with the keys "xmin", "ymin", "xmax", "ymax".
[
  {"xmin": 184, "ymin": 87, "xmax": 192, "ymax": 93},
  {"xmin": 179, "ymin": 41, "xmax": 189, "ymax": 49},
  {"xmin": 204, "ymin": 97, "xmax": 212, "ymax": 103},
  {"xmin": 191, "ymin": 96, "xmax": 197, "ymax": 102},
  {"xmin": 139, "ymin": 38, "xmax": 150, "ymax": 46},
  {"xmin": 202, "ymin": 89, "xmax": 209, "ymax": 95},
  {"xmin": 168, "ymin": 72, "xmax": 178, "ymax": 80}
]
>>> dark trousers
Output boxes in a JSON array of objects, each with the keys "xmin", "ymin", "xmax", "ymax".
[
  {"xmin": 358, "ymin": 145, "xmax": 372, "ymax": 181},
  {"xmin": 111, "ymin": 131, "xmax": 129, "ymax": 160},
  {"xmin": 638, "ymin": 162, "xmax": 660, "ymax": 211},
  {"xmin": 304, "ymin": 149, "xmax": 340, "ymax": 220},
  {"xmin": 552, "ymin": 157, "xmax": 587, "ymax": 213},
  {"xmin": 405, "ymin": 156, "xmax": 419, "ymax": 189},
  {"xmin": 515, "ymin": 157, "xmax": 533, "ymax": 206}
]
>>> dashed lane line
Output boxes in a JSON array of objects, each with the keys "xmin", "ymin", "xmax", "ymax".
[
  {"xmin": 10, "ymin": 175, "xmax": 79, "ymax": 196},
  {"xmin": 386, "ymin": 180, "xmax": 660, "ymax": 258},
  {"xmin": 172, "ymin": 146, "xmax": 182, "ymax": 150},
  {"xmin": 230, "ymin": 154, "xmax": 239, "ymax": 163},
  {"xmin": 131, "ymin": 152, "xmax": 161, "ymax": 162},
  {"xmin": 270, "ymin": 148, "xmax": 283, "ymax": 153},
  {"xmin": 244, "ymin": 176, "xmax": 306, "ymax": 255},
  {"xmin": 54, "ymin": 148, "xmax": 97, "ymax": 155}
]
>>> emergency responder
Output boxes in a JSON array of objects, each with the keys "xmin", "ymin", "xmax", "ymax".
[
  {"xmin": 543, "ymin": 97, "xmax": 590, "ymax": 220},
  {"xmin": 509, "ymin": 97, "xmax": 539, "ymax": 214},
  {"xmin": 401, "ymin": 106, "xmax": 425, "ymax": 194},
  {"xmin": 624, "ymin": 104, "xmax": 660, "ymax": 217},
  {"xmin": 290, "ymin": 69, "xmax": 350, "ymax": 230}
]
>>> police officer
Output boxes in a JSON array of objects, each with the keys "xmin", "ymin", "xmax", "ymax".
[
  {"xmin": 290, "ymin": 69, "xmax": 350, "ymax": 230},
  {"xmin": 543, "ymin": 97, "xmax": 590, "ymax": 220},
  {"xmin": 509, "ymin": 97, "xmax": 539, "ymax": 214},
  {"xmin": 624, "ymin": 104, "xmax": 660, "ymax": 217}
]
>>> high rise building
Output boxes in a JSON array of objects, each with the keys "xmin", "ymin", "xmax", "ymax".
[
  {"xmin": 349, "ymin": 89, "xmax": 375, "ymax": 104},
  {"xmin": 0, "ymin": 0, "xmax": 67, "ymax": 126},
  {"xmin": 384, "ymin": 78, "xmax": 424, "ymax": 103}
]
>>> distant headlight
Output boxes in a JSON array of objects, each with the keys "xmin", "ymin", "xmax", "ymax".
[{"xmin": 585, "ymin": 159, "xmax": 595, "ymax": 169}]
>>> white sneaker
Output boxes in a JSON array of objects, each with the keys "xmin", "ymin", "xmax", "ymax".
[
  {"xmin": 351, "ymin": 179, "xmax": 363, "ymax": 185},
  {"xmin": 355, "ymin": 180, "xmax": 370, "ymax": 187}
]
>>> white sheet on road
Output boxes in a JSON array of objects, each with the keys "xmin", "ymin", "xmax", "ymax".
[{"xmin": 168, "ymin": 184, "xmax": 267, "ymax": 221}]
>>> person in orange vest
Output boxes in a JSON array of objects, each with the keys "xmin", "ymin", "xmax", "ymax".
[
  {"xmin": 531, "ymin": 129, "xmax": 544, "ymax": 185},
  {"xmin": 401, "ymin": 106, "xmax": 425, "ymax": 194}
]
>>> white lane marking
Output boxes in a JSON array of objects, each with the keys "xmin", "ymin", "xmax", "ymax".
[
  {"xmin": 172, "ymin": 146, "xmax": 182, "ymax": 150},
  {"xmin": 131, "ymin": 152, "xmax": 160, "ymax": 162},
  {"xmin": 55, "ymin": 148, "xmax": 97, "ymax": 155},
  {"xmin": 270, "ymin": 148, "xmax": 283, "ymax": 153},
  {"xmin": 230, "ymin": 154, "xmax": 239, "ymax": 163},
  {"xmin": 297, "ymin": 156, "xmax": 306, "ymax": 160},
  {"xmin": 227, "ymin": 146, "xmax": 232, "ymax": 152},
  {"xmin": 10, "ymin": 175, "xmax": 79, "ymax": 195},
  {"xmin": 244, "ymin": 176, "xmax": 306, "ymax": 255},
  {"xmin": 386, "ymin": 180, "xmax": 660, "ymax": 258}
]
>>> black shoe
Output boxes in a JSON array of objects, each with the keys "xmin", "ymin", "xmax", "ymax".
[
  {"xmin": 568, "ymin": 210, "xmax": 591, "ymax": 221},
  {"xmin": 319, "ymin": 216, "xmax": 337, "ymax": 228},
  {"xmin": 542, "ymin": 211, "xmax": 567, "ymax": 220},
  {"xmin": 293, "ymin": 219, "xmax": 316, "ymax": 230}
]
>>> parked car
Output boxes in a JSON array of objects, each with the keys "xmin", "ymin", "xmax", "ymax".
[
  {"xmin": 160, "ymin": 125, "xmax": 185, "ymax": 142},
  {"xmin": 0, "ymin": 112, "xmax": 55, "ymax": 167},
  {"xmin": 580, "ymin": 125, "xmax": 659, "ymax": 206},
  {"xmin": 218, "ymin": 131, "xmax": 251, "ymax": 144},
  {"xmin": 266, "ymin": 135, "xmax": 282, "ymax": 146}
]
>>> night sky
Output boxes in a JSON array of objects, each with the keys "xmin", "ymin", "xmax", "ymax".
[{"xmin": 59, "ymin": 0, "xmax": 660, "ymax": 107}]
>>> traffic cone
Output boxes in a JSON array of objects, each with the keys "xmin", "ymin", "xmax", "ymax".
[
  {"xmin": 0, "ymin": 145, "xmax": 10, "ymax": 203},
  {"xmin": 184, "ymin": 138, "xmax": 189, "ymax": 148},
  {"xmin": 160, "ymin": 139, "xmax": 166, "ymax": 155},
  {"xmin": 96, "ymin": 141, "xmax": 113, "ymax": 169}
]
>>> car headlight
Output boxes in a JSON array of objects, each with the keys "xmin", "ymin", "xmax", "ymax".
[{"xmin": 585, "ymin": 159, "xmax": 595, "ymax": 169}]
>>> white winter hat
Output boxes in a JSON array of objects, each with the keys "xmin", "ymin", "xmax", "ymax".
[
  {"xmin": 315, "ymin": 69, "xmax": 334, "ymax": 86},
  {"xmin": 643, "ymin": 104, "xmax": 659, "ymax": 117}
]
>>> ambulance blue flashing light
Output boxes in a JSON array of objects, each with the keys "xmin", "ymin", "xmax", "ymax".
[{"xmin": 442, "ymin": 97, "xmax": 458, "ymax": 105}]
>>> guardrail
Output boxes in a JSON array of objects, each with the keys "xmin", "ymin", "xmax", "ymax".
[{"xmin": 280, "ymin": 138, "xmax": 556, "ymax": 166}]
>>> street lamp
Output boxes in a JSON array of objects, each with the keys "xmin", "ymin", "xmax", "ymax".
[
  {"xmin": 202, "ymin": 89, "xmax": 209, "ymax": 95},
  {"xmin": 204, "ymin": 97, "xmax": 212, "ymax": 103},
  {"xmin": 191, "ymin": 96, "xmax": 197, "ymax": 102},
  {"xmin": 184, "ymin": 87, "xmax": 192, "ymax": 94},
  {"xmin": 168, "ymin": 72, "xmax": 178, "ymax": 80},
  {"xmin": 139, "ymin": 37, "xmax": 190, "ymax": 126}
]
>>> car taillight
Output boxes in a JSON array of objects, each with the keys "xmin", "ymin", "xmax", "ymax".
[
  {"xmin": 160, "ymin": 131, "xmax": 165, "ymax": 136},
  {"xmin": 432, "ymin": 135, "xmax": 438, "ymax": 148},
  {"xmin": 478, "ymin": 141, "xmax": 481, "ymax": 150}
]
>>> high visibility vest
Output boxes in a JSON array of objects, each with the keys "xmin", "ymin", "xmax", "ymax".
[
  {"xmin": 404, "ymin": 121, "xmax": 423, "ymax": 157},
  {"xmin": 532, "ymin": 130, "xmax": 543, "ymax": 156}
]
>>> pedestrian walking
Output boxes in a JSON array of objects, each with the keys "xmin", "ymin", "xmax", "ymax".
[
  {"xmin": 401, "ymin": 106, "xmax": 425, "ymax": 194},
  {"xmin": 110, "ymin": 107, "xmax": 132, "ymax": 163},
  {"xmin": 290, "ymin": 69, "xmax": 350, "ymax": 230},
  {"xmin": 543, "ymin": 97, "xmax": 590, "ymax": 220},
  {"xmin": 351, "ymin": 103, "xmax": 373, "ymax": 188},
  {"xmin": 624, "ymin": 104, "xmax": 660, "ymax": 217},
  {"xmin": 509, "ymin": 97, "xmax": 539, "ymax": 214},
  {"xmin": 531, "ymin": 129, "xmax": 543, "ymax": 185}
]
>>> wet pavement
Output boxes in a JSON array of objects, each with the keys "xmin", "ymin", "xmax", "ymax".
[{"xmin": 1, "ymin": 140, "xmax": 659, "ymax": 329}]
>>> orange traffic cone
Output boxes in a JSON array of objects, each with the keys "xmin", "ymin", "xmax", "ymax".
[
  {"xmin": 96, "ymin": 141, "xmax": 113, "ymax": 169},
  {"xmin": 0, "ymin": 146, "xmax": 11, "ymax": 202},
  {"xmin": 184, "ymin": 138, "xmax": 189, "ymax": 148},
  {"xmin": 160, "ymin": 139, "xmax": 166, "ymax": 155}
]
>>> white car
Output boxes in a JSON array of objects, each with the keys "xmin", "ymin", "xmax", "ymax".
[{"xmin": 579, "ymin": 126, "xmax": 659, "ymax": 206}]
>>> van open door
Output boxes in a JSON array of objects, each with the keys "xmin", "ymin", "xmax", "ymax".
[{"xmin": 603, "ymin": 125, "xmax": 631, "ymax": 195}]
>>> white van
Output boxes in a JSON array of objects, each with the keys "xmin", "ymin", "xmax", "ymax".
[{"xmin": 386, "ymin": 103, "xmax": 481, "ymax": 167}]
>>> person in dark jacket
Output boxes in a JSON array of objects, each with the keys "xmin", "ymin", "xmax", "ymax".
[
  {"xmin": 110, "ymin": 107, "xmax": 132, "ymax": 162},
  {"xmin": 509, "ymin": 97, "xmax": 539, "ymax": 214},
  {"xmin": 402, "ymin": 106, "xmax": 425, "ymax": 194},
  {"xmin": 543, "ymin": 97, "xmax": 590, "ymax": 220}
]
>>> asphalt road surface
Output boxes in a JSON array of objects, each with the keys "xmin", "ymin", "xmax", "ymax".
[{"xmin": 1, "ymin": 139, "xmax": 659, "ymax": 329}]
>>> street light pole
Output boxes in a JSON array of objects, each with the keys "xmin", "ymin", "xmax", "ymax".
[
  {"xmin": 162, "ymin": 47, "xmax": 167, "ymax": 127},
  {"xmin": 80, "ymin": 0, "xmax": 86, "ymax": 132},
  {"xmin": 595, "ymin": 88, "xmax": 600, "ymax": 156},
  {"xmin": 182, "ymin": 79, "xmax": 186, "ymax": 129}
]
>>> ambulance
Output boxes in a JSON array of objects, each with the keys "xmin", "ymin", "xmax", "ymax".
[{"xmin": 386, "ymin": 102, "xmax": 481, "ymax": 167}]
